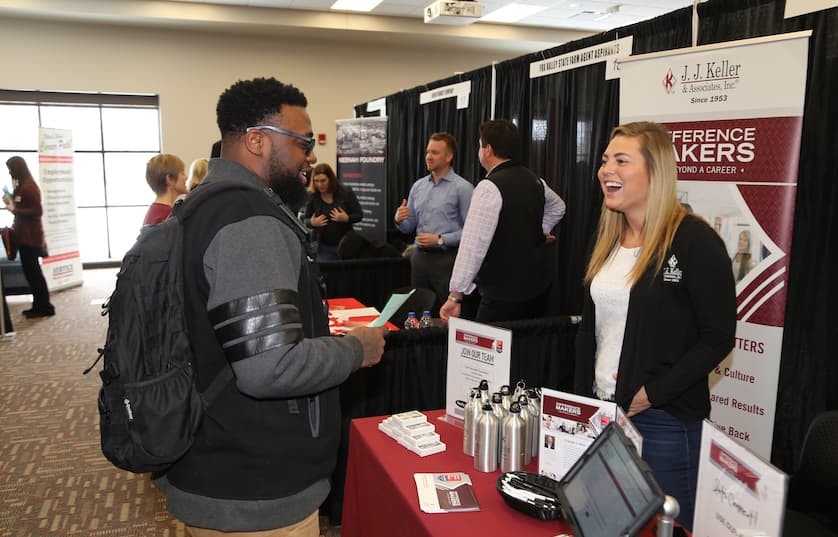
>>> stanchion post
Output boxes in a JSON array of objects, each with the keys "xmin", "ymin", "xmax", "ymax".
[{"xmin": 656, "ymin": 495, "xmax": 680, "ymax": 537}]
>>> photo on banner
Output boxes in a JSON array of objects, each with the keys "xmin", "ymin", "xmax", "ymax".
[
  {"xmin": 335, "ymin": 117, "xmax": 387, "ymax": 242},
  {"xmin": 616, "ymin": 32, "xmax": 811, "ymax": 457}
]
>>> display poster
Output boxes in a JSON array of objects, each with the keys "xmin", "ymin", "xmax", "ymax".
[
  {"xmin": 38, "ymin": 127, "xmax": 83, "ymax": 291},
  {"xmin": 538, "ymin": 388, "xmax": 617, "ymax": 480},
  {"xmin": 693, "ymin": 420, "xmax": 788, "ymax": 537},
  {"xmin": 335, "ymin": 117, "xmax": 387, "ymax": 241},
  {"xmin": 444, "ymin": 317, "xmax": 511, "ymax": 423},
  {"xmin": 617, "ymin": 32, "xmax": 811, "ymax": 457}
]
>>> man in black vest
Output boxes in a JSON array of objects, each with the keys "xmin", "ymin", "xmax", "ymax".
[
  {"xmin": 154, "ymin": 77, "xmax": 387, "ymax": 536},
  {"xmin": 440, "ymin": 120, "xmax": 566, "ymax": 323}
]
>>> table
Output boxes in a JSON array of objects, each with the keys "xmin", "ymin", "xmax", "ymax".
[
  {"xmin": 327, "ymin": 297, "xmax": 398, "ymax": 334},
  {"xmin": 342, "ymin": 409, "xmax": 604, "ymax": 537}
]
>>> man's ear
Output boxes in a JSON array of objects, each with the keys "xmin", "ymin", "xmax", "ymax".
[{"xmin": 244, "ymin": 129, "xmax": 266, "ymax": 156}]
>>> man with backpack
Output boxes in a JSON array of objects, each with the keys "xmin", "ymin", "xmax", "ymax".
[{"xmin": 153, "ymin": 77, "xmax": 387, "ymax": 536}]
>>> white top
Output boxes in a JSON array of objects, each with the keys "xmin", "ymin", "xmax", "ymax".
[{"xmin": 591, "ymin": 245, "xmax": 639, "ymax": 400}]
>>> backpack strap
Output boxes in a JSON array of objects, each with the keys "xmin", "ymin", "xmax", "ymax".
[
  {"xmin": 200, "ymin": 364, "xmax": 235, "ymax": 410},
  {"xmin": 173, "ymin": 181, "xmax": 261, "ymax": 406}
]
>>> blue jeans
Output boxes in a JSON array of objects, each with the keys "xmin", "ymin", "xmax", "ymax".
[{"xmin": 630, "ymin": 408, "xmax": 702, "ymax": 531}]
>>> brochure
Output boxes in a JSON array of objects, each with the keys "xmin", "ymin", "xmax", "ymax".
[
  {"xmin": 368, "ymin": 289, "xmax": 414, "ymax": 327},
  {"xmin": 414, "ymin": 472, "xmax": 480, "ymax": 513}
]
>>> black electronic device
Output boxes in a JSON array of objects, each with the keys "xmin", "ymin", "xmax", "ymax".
[{"xmin": 555, "ymin": 422, "xmax": 665, "ymax": 537}]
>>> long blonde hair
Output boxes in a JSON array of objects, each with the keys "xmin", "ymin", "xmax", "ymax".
[{"xmin": 584, "ymin": 122, "xmax": 686, "ymax": 285}]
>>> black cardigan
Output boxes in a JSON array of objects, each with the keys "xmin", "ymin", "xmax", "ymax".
[
  {"xmin": 574, "ymin": 214, "xmax": 737, "ymax": 422},
  {"xmin": 304, "ymin": 185, "xmax": 363, "ymax": 246}
]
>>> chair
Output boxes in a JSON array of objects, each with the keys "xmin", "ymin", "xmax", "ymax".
[
  {"xmin": 388, "ymin": 287, "xmax": 436, "ymax": 328},
  {"xmin": 784, "ymin": 410, "xmax": 838, "ymax": 534}
]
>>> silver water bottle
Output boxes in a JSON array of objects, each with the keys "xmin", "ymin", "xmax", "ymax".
[
  {"xmin": 500, "ymin": 384, "xmax": 513, "ymax": 411},
  {"xmin": 526, "ymin": 389, "xmax": 541, "ymax": 458},
  {"xmin": 463, "ymin": 388, "xmax": 481, "ymax": 456},
  {"xmin": 517, "ymin": 395, "xmax": 534, "ymax": 465},
  {"xmin": 491, "ymin": 392, "xmax": 507, "ymax": 463},
  {"xmin": 501, "ymin": 401, "xmax": 527, "ymax": 472},
  {"xmin": 479, "ymin": 379, "xmax": 490, "ymax": 405},
  {"xmin": 513, "ymin": 379, "xmax": 527, "ymax": 400},
  {"xmin": 491, "ymin": 392, "xmax": 507, "ymax": 421},
  {"xmin": 474, "ymin": 404, "xmax": 499, "ymax": 473}
]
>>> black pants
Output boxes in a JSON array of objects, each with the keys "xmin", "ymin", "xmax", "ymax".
[
  {"xmin": 410, "ymin": 248, "xmax": 458, "ymax": 316},
  {"xmin": 19, "ymin": 245, "xmax": 53, "ymax": 313},
  {"xmin": 1, "ymin": 290, "xmax": 13, "ymax": 333},
  {"xmin": 475, "ymin": 287, "xmax": 549, "ymax": 324}
]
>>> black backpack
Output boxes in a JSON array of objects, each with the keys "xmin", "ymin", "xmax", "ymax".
[{"xmin": 85, "ymin": 182, "xmax": 247, "ymax": 473}]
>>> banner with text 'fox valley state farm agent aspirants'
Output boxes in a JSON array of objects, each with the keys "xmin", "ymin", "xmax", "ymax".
[{"xmin": 616, "ymin": 32, "xmax": 811, "ymax": 458}]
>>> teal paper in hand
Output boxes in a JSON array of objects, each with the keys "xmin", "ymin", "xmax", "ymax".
[{"xmin": 368, "ymin": 289, "xmax": 415, "ymax": 327}]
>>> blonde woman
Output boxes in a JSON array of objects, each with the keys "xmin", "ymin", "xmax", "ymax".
[
  {"xmin": 142, "ymin": 154, "xmax": 187, "ymax": 225},
  {"xmin": 574, "ymin": 122, "xmax": 736, "ymax": 531},
  {"xmin": 187, "ymin": 158, "xmax": 208, "ymax": 192}
]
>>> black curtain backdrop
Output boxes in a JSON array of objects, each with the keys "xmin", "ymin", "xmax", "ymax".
[
  {"xmin": 352, "ymin": 0, "xmax": 838, "ymax": 475},
  {"xmin": 356, "ymin": 68, "xmax": 493, "ymax": 244},
  {"xmin": 495, "ymin": 8, "xmax": 693, "ymax": 316}
]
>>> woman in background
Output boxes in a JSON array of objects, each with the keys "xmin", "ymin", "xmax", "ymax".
[
  {"xmin": 3, "ymin": 156, "xmax": 55, "ymax": 319},
  {"xmin": 304, "ymin": 163, "xmax": 362, "ymax": 261},
  {"xmin": 187, "ymin": 158, "xmax": 208, "ymax": 192},
  {"xmin": 732, "ymin": 229, "xmax": 753, "ymax": 282},
  {"xmin": 142, "ymin": 154, "xmax": 187, "ymax": 225},
  {"xmin": 574, "ymin": 122, "xmax": 736, "ymax": 531}
]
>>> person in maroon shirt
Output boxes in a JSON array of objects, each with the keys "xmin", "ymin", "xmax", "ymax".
[
  {"xmin": 142, "ymin": 153, "xmax": 187, "ymax": 225},
  {"xmin": 3, "ymin": 156, "xmax": 55, "ymax": 319}
]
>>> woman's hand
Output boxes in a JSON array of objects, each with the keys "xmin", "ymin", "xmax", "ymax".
[
  {"xmin": 310, "ymin": 214, "xmax": 328, "ymax": 227},
  {"xmin": 627, "ymin": 386, "xmax": 651, "ymax": 417},
  {"xmin": 329, "ymin": 207, "xmax": 349, "ymax": 222}
]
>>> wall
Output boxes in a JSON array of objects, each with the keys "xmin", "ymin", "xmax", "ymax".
[{"xmin": 0, "ymin": 16, "xmax": 524, "ymax": 170}]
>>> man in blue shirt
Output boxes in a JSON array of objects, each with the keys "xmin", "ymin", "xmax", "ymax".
[{"xmin": 395, "ymin": 132, "xmax": 473, "ymax": 315}]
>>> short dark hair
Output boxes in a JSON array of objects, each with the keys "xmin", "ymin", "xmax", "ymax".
[
  {"xmin": 479, "ymin": 120, "xmax": 521, "ymax": 161},
  {"xmin": 310, "ymin": 163, "xmax": 339, "ymax": 194},
  {"xmin": 429, "ymin": 132, "xmax": 457, "ymax": 159},
  {"xmin": 216, "ymin": 77, "xmax": 308, "ymax": 137}
]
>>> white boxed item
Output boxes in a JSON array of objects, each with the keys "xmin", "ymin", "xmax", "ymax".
[
  {"xmin": 403, "ymin": 421, "xmax": 435, "ymax": 438},
  {"xmin": 390, "ymin": 410, "xmax": 428, "ymax": 427},
  {"xmin": 404, "ymin": 431, "xmax": 441, "ymax": 449},
  {"xmin": 410, "ymin": 440, "xmax": 447, "ymax": 457}
]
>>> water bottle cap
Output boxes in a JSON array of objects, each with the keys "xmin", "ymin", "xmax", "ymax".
[
  {"xmin": 422, "ymin": 310, "xmax": 430, "ymax": 315},
  {"xmin": 491, "ymin": 392, "xmax": 503, "ymax": 403},
  {"xmin": 407, "ymin": 311, "xmax": 416, "ymax": 317},
  {"xmin": 479, "ymin": 379, "xmax": 489, "ymax": 390},
  {"xmin": 500, "ymin": 385, "xmax": 511, "ymax": 395},
  {"xmin": 482, "ymin": 403, "xmax": 493, "ymax": 412},
  {"xmin": 509, "ymin": 401, "xmax": 521, "ymax": 413}
]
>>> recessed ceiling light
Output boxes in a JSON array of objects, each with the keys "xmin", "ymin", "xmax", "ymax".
[
  {"xmin": 481, "ymin": 4, "xmax": 547, "ymax": 23},
  {"xmin": 330, "ymin": 0, "xmax": 383, "ymax": 12}
]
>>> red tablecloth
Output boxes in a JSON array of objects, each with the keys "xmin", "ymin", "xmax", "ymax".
[
  {"xmin": 342, "ymin": 409, "xmax": 577, "ymax": 537},
  {"xmin": 326, "ymin": 298, "xmax": 398, "ymax": 334}
]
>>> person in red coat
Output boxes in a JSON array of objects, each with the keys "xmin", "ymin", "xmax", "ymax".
[{"xmin": 3, "ymin": 156, "xmax": 55, "ymax": 318}]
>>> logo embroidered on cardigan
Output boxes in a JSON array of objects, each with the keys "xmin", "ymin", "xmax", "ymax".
[{"xmin": 663, "ymin": 255, "xmax": 683, "ymax": 283}]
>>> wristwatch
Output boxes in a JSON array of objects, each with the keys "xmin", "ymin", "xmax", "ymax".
[
  {"xmin": 437, "ymin": 234, "xmax": 444, "ymax": 247},
  {"xmin": 447, "ymin": 294, "xmax": 462, "ymax": 304}
]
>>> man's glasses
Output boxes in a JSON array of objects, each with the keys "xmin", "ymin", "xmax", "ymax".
[{"xmin": 247, "ymin": 125, "xmax": 316, "ymax": 155}]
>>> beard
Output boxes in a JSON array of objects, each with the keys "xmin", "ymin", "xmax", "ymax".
[
  {"xmin": 270, "ymin": 173, "xmax": 308, "ymax": 213},
  {"xmin": 268, "ymin": 146, "xmax": 309, "ymax": 213}
]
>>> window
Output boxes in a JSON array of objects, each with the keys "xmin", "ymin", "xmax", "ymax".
[{"xmin": 0, "ymin": 89, "xmax": 160, "ymax": 262}]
